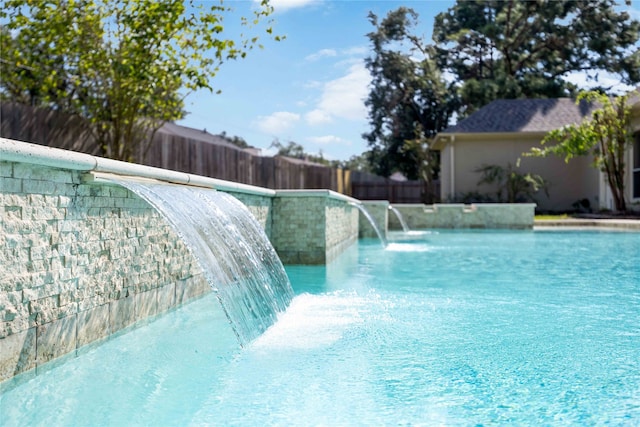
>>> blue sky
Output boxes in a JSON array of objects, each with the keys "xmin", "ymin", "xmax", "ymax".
[{"xmin": 178, "ymin": 0, "xmax": 639, "ymax": 161}]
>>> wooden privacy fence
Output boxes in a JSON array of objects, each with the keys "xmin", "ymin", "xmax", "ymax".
[
  {"xmin": 351, "ymin": 178, "xmax": 440, "ymax": 204},
  {"xmin": 0, "ymin": 102, "xmax": 99, "ymax": 155},
  {"xmin": 0, "ymin": 102, "xmax": 342, "ymax": 191},
  {"xmin": 143, "ymin": 132, "xmax": 341, "ymax": 190},
  {"xmin": 0, "ymin": 102, "xmax": 439, "ymax": 201}
]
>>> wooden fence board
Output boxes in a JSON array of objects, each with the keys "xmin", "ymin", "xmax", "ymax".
[{"xmin": 1, "ymin": 102, "xmax": 441, "ymax": 202}]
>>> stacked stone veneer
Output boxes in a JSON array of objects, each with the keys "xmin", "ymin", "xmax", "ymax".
[
  {"xmin": 0, "ymin": 139, "xmax": 364, "ymax": 384},
  {"xmin": 271, "ymin": 191, "xmax": 359, "ymax": 264},
  {"xmin": 388, "ymin": 203, "xmax": 536, "ymax": 229},
  {"xmin": 325, "ymin": 198, "xmax": 360, "ymax": 262},
  {"xmin": 0, "ymin": 160, "xmax": 213, "ymax": 383},
  {"xmin": 228, "ymin": 192, "xmax": 273, "ymax": 236}
]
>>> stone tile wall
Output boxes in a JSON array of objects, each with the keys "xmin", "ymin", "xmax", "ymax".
[
  {"xmin": 271, "ymin": 192, "xmax": 359, "ymax": 264},
  {"xmin": 0, "ymin": 160, "xmax": 210, "ymax": 384},
  {"xmin": 228, "ymin": 192, "xmax": 273, "ymax": 237},
  {"xmin": 271, "ymin": 196, "xmax": 327, "ymax": 264},
  {"xmin": 0, "ymin": 144, "xmax": 362, "ymax": 384},
  {"xmin": 388, "ymin": 204, "xmax": 428, "ymax": 230},
  {"xmin": 325, "ymin": 198, "xmax": 359, "ymax": 263},
  {"xmin": 389, "ymin": 203, "xmax": 536, "ymax": 229}
]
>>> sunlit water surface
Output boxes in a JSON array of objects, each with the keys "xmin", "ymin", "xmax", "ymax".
[{"xmin": 1, "ymin": 230, "xmax": 639, "ymax": 426}]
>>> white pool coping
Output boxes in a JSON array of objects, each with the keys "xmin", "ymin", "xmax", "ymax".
[
  {"xmin": 0, "ymin": 138, "xmax": 372, "ymax": 202},
  {"xmin": 273, "ymin": 189, "xmax": 360, "ymax": 204},
  {"xmin": 534, "ymin": 218, "xmax": 640, "ymax": 231},
  {"xmin": 1, "ymin": 138, "xmax": 277, "ymax": 197}
]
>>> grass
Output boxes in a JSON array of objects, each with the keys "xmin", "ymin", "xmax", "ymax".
[{"xmin": 534, "ymin": 214, "xmax": 571, "ymax": 220}]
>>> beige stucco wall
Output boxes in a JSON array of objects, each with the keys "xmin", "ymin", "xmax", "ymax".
[
  {"xmin": 439, "ymin": 97, "xmax": 640, "ymax": 212},
  {"xmin": 440, "ymin": 133, "xmax": 601, "ymax": 212}
]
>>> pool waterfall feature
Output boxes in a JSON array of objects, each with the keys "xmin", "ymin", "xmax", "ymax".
[
  {"xmin": 352, "ymin": 202, "xmax": 387, "ymax": 246},
  {"xmin": 114, "ymin": 180, "xmax": 293, "ymax": 345},
  {"xmin": 0, "ymin": 138, "xmax": 360, "ymax": 383},
  {"xmin": 0, "ymin": 137, "xmax": 537, "ymax": 384},
  {"xmin": 389, "ymin": 205, "xmax": 410, "ymax": 232}
]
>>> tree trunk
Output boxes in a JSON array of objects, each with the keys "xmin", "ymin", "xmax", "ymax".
[
  {"xmin": 612, "ymin": 188, "xmax": 626, "ymax": 212},
  {"xmin": 606, "ymin": 174, "xmax": 627, "ymax": 212}
]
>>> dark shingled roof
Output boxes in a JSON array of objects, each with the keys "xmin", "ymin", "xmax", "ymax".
[{"xmin": 441, "ymin": 98, "xmax": 598, "ymax": 134}]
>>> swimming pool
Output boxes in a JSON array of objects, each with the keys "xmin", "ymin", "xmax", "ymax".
[{"xmin": 1, "ymin": 229, "xmax": 639, "ymax": 426}]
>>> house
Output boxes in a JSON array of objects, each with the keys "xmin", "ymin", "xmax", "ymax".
[{"xmin": 433, "ymin": 96, "xmax": 640, "ymax": 212}]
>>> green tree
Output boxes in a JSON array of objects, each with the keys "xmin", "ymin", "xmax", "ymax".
[
  {"xmin": 338, "ymin": 153, "xmax": 374, "ymax": 173},
  {"xmin": 220, "ymin": 131, "xmax": 252, "ymax": 149},
  {"xmin": 527, "ymin": 90, "xmax": 638, "ymax": 212},
  {"xmin": 0, "ymin": 0, "xmax": 277, "ymax": 161},
  {"xmin": 270, "ymin": 139, "xmax": 306, "ymax": 159},
  {"xmin": 0, "ymin": 26, "xmax": 64, "ymax": 106},
  {"xmin": 269, "ymin": 139, "xmax": 332, "ymax": 165},
  {"xmin": 433, "ymin": 0, "xmax": 640, "ymax": 115},
  {"xmin": 363, "ymin": 7, "xmax": 457, "ymax": 181}
]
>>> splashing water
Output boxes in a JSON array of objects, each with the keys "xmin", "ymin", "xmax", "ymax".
[{"xmin": 116, "ymin": 181, "xmax": 294, "ymax": 345}]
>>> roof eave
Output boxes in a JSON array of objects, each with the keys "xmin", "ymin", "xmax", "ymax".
[{"xmin": 432, "ymin": 130, "xmax": 551, "ymax": 149}]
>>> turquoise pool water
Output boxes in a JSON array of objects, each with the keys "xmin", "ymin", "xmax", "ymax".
[{"xmin": 1, "ymin": 229, "xmax": 639, "ymax": 426}]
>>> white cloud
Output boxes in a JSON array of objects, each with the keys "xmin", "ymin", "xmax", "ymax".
[
  {"xmin": 255, "ymin": 63, "xmax": 370, "ymax": 135},
  {"xmin": 305, "ymin": 46, "xmax": 366, "ymax": 63},
  {"xmin": 267, "ymin": 0, "xmax": 320, "ymax": 12},
  {"xmin": 316, "ymin": 62, "xmax": 370, "ymax": 121},
  {"xmin": 301, "ymin": 47, "xmax": 371, "ymax": 126},
  {"xmin": 307, "ymin": 135, "xmax": 350, "ymax": 145},
  {"xmin": 302, "ymin": 62, "xmax": 370, "ymax": 126},
  {"xmin": 305, "ymin": 48, "xmax": 338, "ymax": 62},
  {"xmin": 254, "ymin": 111, "xmax": 300, "ymax": 134},
  {"xmin": 305, "ymin": 109, "xmax": 333, "ymax": 125}
]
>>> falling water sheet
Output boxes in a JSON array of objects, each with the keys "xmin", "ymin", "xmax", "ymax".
[{"xmin": 114, "ymin": 180, "xmax": 294, "ymax": 345}]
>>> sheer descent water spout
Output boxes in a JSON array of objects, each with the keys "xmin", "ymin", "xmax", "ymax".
[
  {"xmin": 389, "ymin": 205, "xmax": 410, "ymax": 232},
  {"xmin": 350, "ymin": 202, "xmax": 387, "ymax": 247},
  {"xmin": 114, "ymin": 180, "xmax": 293, "ymax": 346}
]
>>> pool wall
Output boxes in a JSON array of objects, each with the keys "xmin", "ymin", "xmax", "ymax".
[
  {"xmin": 388, "ymin": 203, "xmax": 536, "ymax": 230},
  {"xmin": 271, "ymin": 190, "xmax": 359, "ymax": 264},
  {"xmin": 0, "ymin": 138, "xmax": 360, "ymax": 383},
  {"xmin": 0, "ymin": 161, "xmax": 211, "ymax": 383}
]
